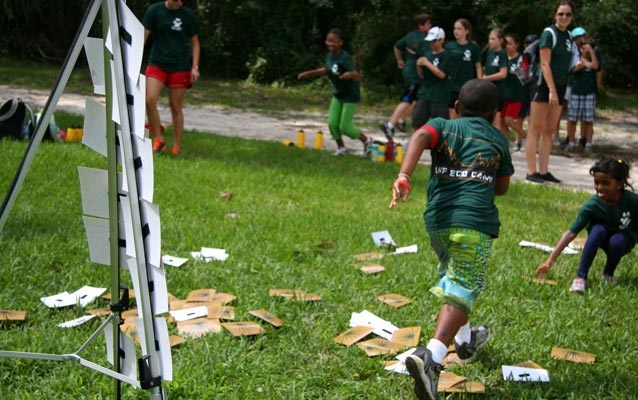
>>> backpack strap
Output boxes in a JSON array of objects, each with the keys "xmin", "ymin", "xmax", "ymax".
[{"xmin": 543, "ymin": 26, "xmax": 557, "ymax": 49}]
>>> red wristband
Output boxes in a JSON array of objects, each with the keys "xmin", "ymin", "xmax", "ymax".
[{"xmin": 397, "ymin": 179, "xmax": 411, "ymax": 192}]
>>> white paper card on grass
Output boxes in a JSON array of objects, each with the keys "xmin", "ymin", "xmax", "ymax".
[
  {"xmin": 519, "ymin": 240, "xmax": 578, "ymax": 255},
  {"xmin": 41, "ymin": 291, "xmax": 76, "ymax": 308},
  {"xmin": 502, "ymin": 365, "xmax": 550, "ymax": 382},
  {"xmin": 78, "ymin": 167, "xmax": 109, "ymax": 219},
  {"xmin": 162, "ymin": 255, "xmax": 188, "ymax": 267},
  {"xmin": 394, "ymin": 244, "xmax": 418, "ymax": 254},
  {"xmin": 200, "ymin": 247, "xmax": 230, "ymax": 261},
  {"xmin": 83, "ymin": 215, "xmax": 111, "ymax": 266},
  {"xmin": 58, "ymin": 315, "xmax": 96, "ymax": 328},
  {"xmin": 372, "ymin": 230, "xmax": 396, "ymax": 247},
  {"xmin": 349, "ymin": 310, "xmax": 398, "ymax": 340},
  {"xmin": 104, "ymin": 321, "xmax": 137, "ymax": 380},
  {"xmin": 169, "ymin": 306, "xmax": 208, "ymax": 322},
  {"xmin": 82, "ymin": 98, "xmax": 107, "ymax": 157},
  {"xmin": 83, "ymin": 37, "xmax": 105, "ymax": 95},
  {"xmin": 72, "ymin": 285, "xmax": 107, "ymax": 307}
]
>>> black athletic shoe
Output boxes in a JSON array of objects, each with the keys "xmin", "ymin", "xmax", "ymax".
[
  {"xmin": 405, "ymin": 348, "xmax": 441, "ymax": 400},
  {"xmin": 454, "ymin": 325, "xmax": 490, "ymax": 362},
  {"xmin": 397, "ymin": 119, "xmax": 407, "ymax": 132},
  {"xmin": 526, "ymin": 172, "xmax": 545, "ymax": 184},
  {"xmin": 380, "ymin": 122, "xmax": 395, "ymax": 139},
  {"xmin": 540, "ymin": 172, "xmax": 561, "ymax": 183}
]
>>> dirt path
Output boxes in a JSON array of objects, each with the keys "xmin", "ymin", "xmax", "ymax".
[{"xmin": 2, "ymin": 85, "xmax": 637, "ymax": 192}]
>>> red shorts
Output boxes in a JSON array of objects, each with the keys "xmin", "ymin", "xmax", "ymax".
[
  {"xmin": 145, "ymin": 65, "xmax": 192, "ymax": 89},
  {"xmin": 501, "ymin": 100, "xmax": 522, "ymax": 118}
]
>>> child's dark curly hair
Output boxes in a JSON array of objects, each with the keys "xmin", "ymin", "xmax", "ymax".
[{"xmin": 589, "ymin": 158, "xmax": 633, "ymax": 190}]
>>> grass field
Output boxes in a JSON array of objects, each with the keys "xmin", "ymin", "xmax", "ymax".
[{"xmin": 2, "ymin": 109, "xmax": 638, "ymax": 399}]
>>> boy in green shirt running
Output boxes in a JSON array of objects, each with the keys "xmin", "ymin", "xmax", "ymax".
[{"xmin": 389, "ymin": 79, "xmax": 514, "ymax": 400}]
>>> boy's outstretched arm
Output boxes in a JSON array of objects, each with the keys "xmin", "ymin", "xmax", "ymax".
[
  {"xmin": 536, "ymin": 230, "xmax": 577, "ymax": 276},
  {"xmin": 494, "ymin": 178, "xmax": 510, "ymax": 196},
  {"xmin": 389, "ymin": 126, "xmax": 434, "ymax": 208}
]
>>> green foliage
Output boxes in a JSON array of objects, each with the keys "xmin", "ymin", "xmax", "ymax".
[
  {"xmin": 2, "ymin": 121, "xmax": 638, "ymax": 398},
  {"xmin": 1, "ymin": 0, "xmax": 636, "ymax": 87}
]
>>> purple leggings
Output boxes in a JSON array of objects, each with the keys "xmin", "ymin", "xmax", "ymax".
[{"xmin": 577, "ymin": 224, "xmax": 631, "ymax": 279}]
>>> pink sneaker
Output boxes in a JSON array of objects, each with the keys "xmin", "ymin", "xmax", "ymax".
[{"xmin": 570, "ymin": 277, "xmax": 586, "ymax": 293}]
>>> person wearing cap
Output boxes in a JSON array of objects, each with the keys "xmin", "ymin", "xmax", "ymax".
[
  {"xmin": 380, "ymin": 13, "xmax": 432, "ymax": 139},
  {"xmin": 565, "ymin": 26, "xmax": 600, "ymax": 153},
  {"xmin": 525, "ymin": 0, "xmax": 575, "ymax": 184},
  {"xmin": 412, "ymin": 26, "xmax": 452, "ymax": 129}
]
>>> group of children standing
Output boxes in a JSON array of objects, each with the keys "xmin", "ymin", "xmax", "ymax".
[{"xmin": 297, "ymin": 5, "xmax": 634, "ymax": 400}]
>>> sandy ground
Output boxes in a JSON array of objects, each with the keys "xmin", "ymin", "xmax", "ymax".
[{"xmin": 2, "ymin": 84, "xmax": 637, "ymax": 193}]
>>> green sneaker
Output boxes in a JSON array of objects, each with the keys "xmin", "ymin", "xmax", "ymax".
[{"xmin": 405, "ymin": 347, "xmax": 441, "ymax": 400}]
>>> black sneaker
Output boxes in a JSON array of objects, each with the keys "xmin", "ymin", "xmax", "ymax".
[
  {"xmin": 405, "ymin": 347, "xmax": 441, "ymax": 400},
  {"xmin": 526, "ymin": 172, "xmax": 545, "ymax": 184},
  {"xmin": 540, "ymin": 172, "xmax": 561, "ymax": 183},
  {"xmin": 380, "ymin": 122, "xmax": 395, "ymax": 139},
  {"xmin": 454, "ymin": 325, "xmax": 490, "ymax": 362},
  {"xmin": 397, "ymin": 119, "xmax": 407, "ymax": 132}
]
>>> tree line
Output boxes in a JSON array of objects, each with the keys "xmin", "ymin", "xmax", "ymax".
[{"xmin": 1, "ymin": 0, "xmax": 635, "ymax": 89}]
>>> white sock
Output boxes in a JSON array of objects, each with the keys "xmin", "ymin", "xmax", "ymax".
[
  {"xmin": 386, "ymin": 121, "xmax": 394, "ymax": 129},
  {"xmin": 454, "ymin": 322, "xmax": 472, "ymax": 345},
  {"xmin": 426, "ymin": 338, "xmax": 448, "ymax": 365}
]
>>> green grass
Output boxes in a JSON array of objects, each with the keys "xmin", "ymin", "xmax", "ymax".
[{"xmin": 2, "ymin": 115, "xmax": 638, "ymax": 399}]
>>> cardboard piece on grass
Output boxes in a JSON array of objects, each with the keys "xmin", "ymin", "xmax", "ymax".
[
  {"xmin": 186, "ymin": 289, "xmax": 217, "ymax": 303},
  {"xmin": 356, "ymin": 338, "xmax": 404, "ymax": 357},
  {"xmin": 519, "ymin": 240, "xmax": 579, "ymax": 255},
  {"xmin": 169, "ymin": 305, "xmax": 208, "ymax": 322},
  {"xmin": 162, "ymin": 255, "xmax": 189, "ymax": 267},
  {"xmin": 0, "ymin": 310, "xmax": 26, "ymax": 321},
  {"xmin": 207, "ymin": 305, "xmax": 235, "ymax": 320},
  {"xmin": 359, "ymin": 264, "xmax": 385, "ymax": 274},
  {"xmin": 121, "ymin": 309, "xmax": 139, "ymax": 321},
  {"xmin": 377, "ymin": 293, "xmax": 412, "ymax": 308},
  {"xmin": 515, "ymin": 360, "xmax": 545, "ymax": 369},
  {"xmin": 443, "ymin": 351, "xmax": 464, "ymax": 367},
  {"xmin": 219, "ymin": 191, "xmax": 233, "ymax": 200},
  {"xmin": 523, "ymin": 275, "xmax": 557, "ymax": 286},
  {"xmin": 444, "ymin": 381, "xmax": 486, "ymax": 393},
  {"xmin": 177, "ymin": 318, "xmax": 222, "ymax": 338},
  {"xmin": 249, "ymin": 309, "xmax": 283, "ymax": 327},
  {"xmin": 102, "ymin": 289, "xmax": 136, "ymax": 301},
  {"xmin": 353, "ymin": 252, "xmax": 384, "ymax": 261},
  {"xmin": 334, "ymin": 326, "xmax": 374, "ymax": 347},
  {"xmin": 372, "ymin": 230, "xmax": 396, "ymax": 247},
  {"xmin": 438, "ymin": 371, "xmax": 467, "ymax": 391},
  {"xmin": 551, "ymin": 347, "xmax": 596, "ymax": 364},
  {"xmin": 269, "ymin": 289, "xmax": 321, "ymax": 302},
  {"xmin": 390, "ymin": 326, "xmax": 421, "ymax": 348},
  {"xmin": 222, "ymin": 321, "xmax": 266, "ymax": 337},
  {"xmin": 502, "ymin": 365, "xmax": 550, "ymax": 382},
  {"xmin": 169, "ymin": 335, "xmax": 186, "ymax": 347},
  {"xmin": 58, "ymin": 315, "xmax": 96, "ymax": 328},
  {"xmin": 349, "ymin": 310, "xmax": 398, "ymax": 340}
]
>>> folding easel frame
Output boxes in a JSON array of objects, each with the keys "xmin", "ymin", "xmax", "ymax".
[{"xmin": 0, "ymin": 1, "xmax": 167, "ymax": 399}]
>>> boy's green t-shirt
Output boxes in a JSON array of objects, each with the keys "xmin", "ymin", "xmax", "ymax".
[
  {"xmin": 394, "ymin": 30, "xmax": 427, "ymax": 86},
  {"xmin": 416, "ymin": 48, "xmax": 451, "ymax": 104},
  {"xmin": 143, "ymin": 2, "xmax": 199, "ymax": 71},
  {"xmin": 326, "ymin": 50, "xmax": 360, "ymax": 103},
  {"xmin": 422, "ymin": 117, "xmax": 514, "ymax": 237}
]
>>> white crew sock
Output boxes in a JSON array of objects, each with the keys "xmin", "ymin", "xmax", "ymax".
[
  {"xmin": 454, "ymin": 322, "xmax": 472, "ymax": 345},
  {"xmin": 426, "ymin": 338, "xmax": 448, "ymax": 365}
]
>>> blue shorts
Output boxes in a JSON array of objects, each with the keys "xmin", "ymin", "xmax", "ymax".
[
  {"xmin": 568, "ymin": 93, "xmax": 596, "ymax": 122},
  {"xmin": 427, "ymin": 227, "xmax": 492, "ymax": 314},
  {"xmin": 400, "ymin": 84, "xmax": 420, "ymax": 103}
]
